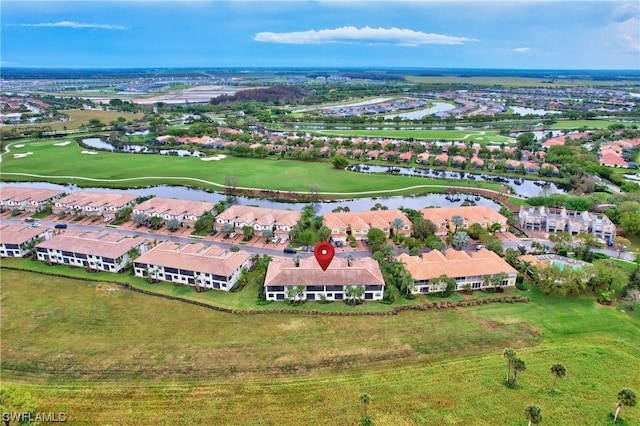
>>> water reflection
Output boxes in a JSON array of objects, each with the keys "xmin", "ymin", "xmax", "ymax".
[{"xmin": 1, "ymin": 182, "xmax": 503, "ymax": 213}]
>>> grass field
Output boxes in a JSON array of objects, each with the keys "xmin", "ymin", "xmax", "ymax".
[
  {"xmin": 0, "ymin": 139, "xmax": 505, "ymax": 197},
  {"xmin": 7, "ymin": 110, "xmax": 144, "ymax": 131},
  {"xmin": 405, "ymin": 75, "xmax": 640, "ymax": 88},
  {"xmin": 548, "ymin": 119, "xmax": 639, "ymax": 131},
  {"xmin": 2, "ymin": 269, "xmax": 639, "ymax": 425}
]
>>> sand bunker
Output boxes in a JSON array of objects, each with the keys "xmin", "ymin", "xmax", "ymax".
[
  {"xmin": 54, "ymin": 141, "xmax": 72, "ymax": 146},
  {"xmin": 81, "ymin": 151, "xmax": 98, "ymax": 155},
  {"xmin": 14, "ymin": 144, "xmax": 25, "ymax": 148},
  {"xmin": 13, "ymin": 152, "xmax": 34, "ymax": 158},
  {"xmin": 201, "ymin": 154, "xmax": 227, "ymax": 161}
]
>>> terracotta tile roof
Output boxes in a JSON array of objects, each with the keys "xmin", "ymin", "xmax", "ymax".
[
  {"xmin": 420, "ymin": 206, "xmax": 507, "ymax": 227},
  {"xmin": 135, "ymin": 241, "xmax": 251, "ymax": 276},
  {"xmin": 599, "ymin": 151, "xmax": 628, "ymax": 167},
  {"xmin": 55, "ymin": 191, "xmax": 137, "ymax": 209},
  {"xmin": 399, "ymin": 248, "xmax": 517, "ymax": 280},
  {"xmin": 0, "ymin": 222, "xmax": 51, "ymax": 245},
  {"xmin": 0, "ymin": 187, "xmax": 65, "ymax": 204},
  {"xmin": 134, "ymin": 197, "xmax": 214, "ymax": 218},
  {"xmin": 323, "ymin": 210, "xmax": 412, "ymax": 234},
  {"xmin": 216, "ymin": 205, "xmax": 301, "ymax": 228},
  {"xmin": 264, "ymin": 256, "xmax": 384, "ymax": 287},
  {"xmin": 36, "ymin": 230, "xmax": 146, "ymax": 259}
]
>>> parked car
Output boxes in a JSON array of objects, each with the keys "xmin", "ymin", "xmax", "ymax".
[
  {"xmin": 302, "ymin": 245, "xmax": 309, "ymax": 252},
  {"xmin": 229, "ymin": 232, "xmax": 237, "ymax": 238},
  {"xmin": 272, "ymin": 236, "xmax": 280, "ymax": 244},
  {"xmin": 335, "ymin": 241, "xmax": 343, "ymax": 248},
  {"xmin": 54, "ymin": 223, "xmax": 67, "ymax": 229},
  {"xmin": 283, "ymin": 247, "xmax": 297, "ymax": 254},
  {"xmin": 103, "ymin": 217, "xmax": 113, "ymax": 223},
  {"xmin": 310, "ymin": 245, "xmax": 315, "ymax": 252},
  {"xmin": 31, "ymin": 223, "xmax": 42, "ymax": 228},
  {"xmin": 24, "ymin": 217, "xmax": 34, "ymax": 223},
  {"xmin": 209, "ymin": 229, "xmax": 217, "ymax": 236},
  {"xmin": 280, "ymin": 238, "xmax": 288, "ymax": 245},
  {"xmin": 476, "ymin": 244, "xmax": 484, "ymax": 250}
]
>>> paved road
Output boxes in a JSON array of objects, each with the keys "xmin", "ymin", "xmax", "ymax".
[{"xmin": 6, "ymin": 217, "xmax": 637, "ymax": 263}]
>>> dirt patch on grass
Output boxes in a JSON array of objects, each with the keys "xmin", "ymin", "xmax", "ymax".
[{"xmin": 96, "ymin": 283, "xmax": 123, "ymax": 292}]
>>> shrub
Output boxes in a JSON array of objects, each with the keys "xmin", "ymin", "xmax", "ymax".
[
  {"xmin": 350, "ymin": 241, "xmax": 357, "ymax": 248},
  {"xmin": 230, "ymin": 245, "xmax": 240, "ymax": 252}
]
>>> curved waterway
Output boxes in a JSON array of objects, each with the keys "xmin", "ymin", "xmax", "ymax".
[{"xmin": 1, "ymin": 182, "xmax": 504, "ymax": 213}]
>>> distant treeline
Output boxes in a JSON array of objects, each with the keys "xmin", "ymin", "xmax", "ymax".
[{"xmin": 209, "ymin": 84, "xmax": 306, "ymax": 104}]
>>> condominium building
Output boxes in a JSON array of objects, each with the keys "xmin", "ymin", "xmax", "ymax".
[
  {"xmin": 0, "ymin": 187, "xmax": 65, "ymax": 213},
  {"xmin": 215, "ymin": 205, "xmax": 301, "ymax": 238},
  {"xmin": 132, "ymin": 197, "xmax": 215, "ymax": 225},
  {"xmin": 399, "ymin": 248, "xmax": 517, "ymax": 294},
  {"xmin": 264, "ymin": 256, "xmax": 385, "ymax": 301},
  {"xmin": 35, "ymin": 230, "xmax": 148, "ymax": 272},
  {"xmin": 322, "ymin": 209, "xmax": 412, "ymax": 242},
  {"xmin": 0, "ymin": 222, "xmax": 53, "ymax": 257},
  {"xmin": 518, "ymin": 206, "xmax": 616, "ymax": 239},
  {"xmin": 53, "ymin": 191, "xmax": 138, "ymax": 219},
  {"xmin": 133, "ymin": 242, "xmax": 253, "ymax": 291},
  {"xmin": 420, "ymin": 206, "xmax": 508, "ymax": 236}
]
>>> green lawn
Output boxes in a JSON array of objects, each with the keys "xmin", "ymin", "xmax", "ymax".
[
  {"xmin": 2, "ymin": 269, "xmax": 639, "ymax": 425},
  {"xmin": 548, "ymin": 119, "xmax": 639, "ymax": 130},
  {"xmin": 0, "ymin": 139, "xmax": 504, "ymax": 197}
]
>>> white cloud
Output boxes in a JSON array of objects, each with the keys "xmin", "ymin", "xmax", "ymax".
[
  {"xmin": 513, "ymin": 47, "xmax": 532, "ymax": 53},
  {"xmin": 254, "ymin": 26, "xmax": 476, "ymax": 46},
  {"xmin": 19, "ymin": 21, "xmax": 126, "ymax": 30}
]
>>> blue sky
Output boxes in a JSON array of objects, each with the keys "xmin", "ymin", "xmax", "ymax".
[{"xmin": 1, "ymin": 1, "xmax": 639, "ymax": 70}]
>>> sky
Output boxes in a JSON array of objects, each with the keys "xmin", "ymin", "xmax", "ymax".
[{"xmin": 1, "ymin": 1, "xmax": 639, "ymax": 70}]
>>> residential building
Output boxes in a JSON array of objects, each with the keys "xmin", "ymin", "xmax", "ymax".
[
  {"xmin": 35, "ymin": 230, "xmax": 148, "ymax": 272},
  {"xmin": 0, "ymin": 187, "xmax": 65, "ymax": 213},
  {"xmin": 518, "ymin": 206, "xmax": 616, "ymax": 239},
  {"xmin": 399, "ymin": 248, "xmax": 517, "ymax": 294},
  {"xmin": 215, "ymin": 205, "xmax": 301, "ymax": 238},
  {"xmin": 322, "ymin": 209, "xmax": 412, "ymax": 242},
  {"xmin": 53, "ymin": 191, "xmax": 137, "ymax": 219},
  {"xmin": 264, "ymin": 256, "xmax": 385, "ymax": 302},
  {"xmin": 132, "ymin": 197, "xmax": 215, "ymax": 225},
  {"xmin": 133, "ymin": 242, "xmax": 253, "ymax": 291},
  {"xmin": 420, "ymin": 206, "xmax": 508, "ymax": 236},
  {"xmin": 0, "ymin": 222, "xmax": 53, "ymax": 257}
]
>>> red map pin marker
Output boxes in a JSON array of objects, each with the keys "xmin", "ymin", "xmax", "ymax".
[{"xmin": 314, "ymin": 241, "xmax": 335, "ymax": 271}]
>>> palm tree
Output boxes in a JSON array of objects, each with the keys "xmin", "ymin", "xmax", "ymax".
[
  {"xmin": 293, "ymin": 254, "xmax": 301, "ymax": 267},
  {"xmin": 509, "ymin": 357, "xmax": 526, "ymax": 387},
  {"xmin": 354, "ymin": 285, "xmax": 365, "ymax": 304},
  {"xmin": 345, "ymin": 254, "xmax": 354, "ymax": 267},
  {"xmin": 452, "ymin": 231, "xmax": 470, "ymax": 249},
  {"xmin": 360, "ymin": 392, "xmax": 371, "ymax": 418},
  {"xmin": 489, "ymin": 222, "xmax": 503, "ymax": 234},
  {"xmin": 524, "ymin": 404, "xmax": 542, "ymax": 426},
  {"xmin": 390, "ymin": 217, "xmax": 405, "ymax": 236},
  {"xmin": 503, "ymin": 348, "xmax": 516, "ymax": 383},
  {"xmin": 549, "ymin": 363, "xmax": 566, "ymax": 392},
  {"xmin": 452, "ymin": 214, "xmax": 464, "ymax": 232},
  {"xmin": 614, "ymin": 388, "xmax": 637, "ymax": 423}
]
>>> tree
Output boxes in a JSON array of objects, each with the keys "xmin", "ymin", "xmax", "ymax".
[
  {"xmin": 367, "ymin": 228, "xmax": 387, "ymax": 254},
  {"xmin": 293, "ymin": 253, "xmax": 301, "ymax": 267},
  {"xmin": 241, "ymin": 225, "xmax": 254, "ymax": 241},
  {"xmin": 132, "ymin": 213, "xmax": 147, "ymax": 225},
  {"xmin": 614, "ymin": 388, "xmax": 637, "ymax": 423},
  {"xmin": 613, "ymin": 236, "xmax": 631, "ymax": 258},
  {"xmin": 549, "ymin": 363, "xmax": 566, "ymax": 392},
  {"xmin": 167, "ymin": 218, "xmax": 181, "ymax": 231},
  {"xmin": 309, "ymin": 183, "xmax": 320, "ymax": 200},
  {"xmin": 412, "ymin": 218, "xmax": 436, "ymax": 240},
  {"xmin": 194, "ymin": 211, "xmax": 215, "ymax": 233},
  {"xmin": 127, "ymin": 247, "xmax": 141, "ymax": 261},
  {"xmin": 390, "ymin": 217, "xmax": 405, "ymax": 237},
  {"xmin": 262, "ymin": 229, "xmax": 274, "ymax": 239},
  {"xmin": 509, "ymin": 357, "xmax": 526, "ymax": 387},
  {"xmin": 221, "ymin": 224, "xmax": 234, "ymax": 236},
  {"xmin": 331, "ymin": 154, "xmax": 349, "ymax": 169},
  {"xmin": 318, "ymin": 225, "xmax": 331, "ymax": 242},
  {"xmin": 620, "ymin": 211, "xmax": 640, "ymax": 236},
  {"xmin": 0, "ymin": 385, "xmax": 38, "ymax": 425},
  {"xmin": 150, "ymin": 216, "xmax": 164, "ymax": 230},
  {"xmin": 451, "ymin": 214, "xmax": 464, "ymax": 232},
  {"xmin": 503, "ymin": 348, "xmax": 516, "ymax": 383},
  {"xmin": 345, "ymin": 253, "xmax": 354, "ymax": 267},
  {"xmin": 360, "ymin": 392, "xmax": 371, "ymax": 418},
  {"xmin": 224, "ymin": 175, "xmax": 238, "ymax": 194},
  {"xmin": 452, "ymin": 231, "xmax": 470, "ymax": 250},
  {"xmin": 524, "ymin": 404, "xmax": 542, "ymax": 426}
]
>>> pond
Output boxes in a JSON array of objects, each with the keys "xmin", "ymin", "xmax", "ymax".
[
  {"xmin": 346, "ymin": 164, "xmax": 566, "ymax": 198},
  {"xmin": 1, "ymin": 182, "xmax": 503, "ymax": 213},
  {"xmin": 383, "ymin": 102, "xmax": 456, "ymax": 119},
  {"xmin": 81, "ymin": 139, "xmax": 202, "ymax": 157}
]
